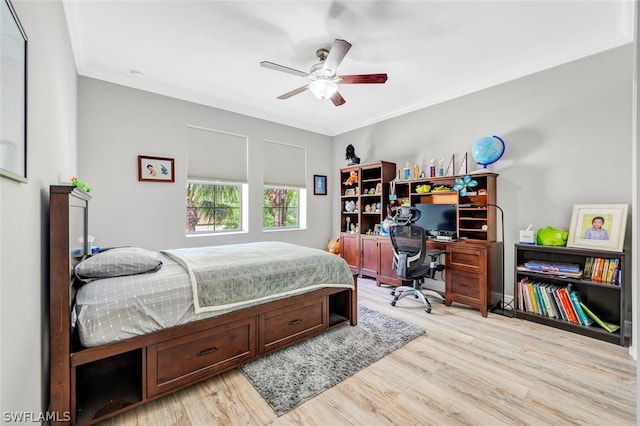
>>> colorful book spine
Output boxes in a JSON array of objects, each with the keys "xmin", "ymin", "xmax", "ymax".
[
  {"xmin": 558, "ymin": 288, "xmax": 579, "ymax": 324},
  {"xmin": 527, "ymin": 281, "xmax": 539, "ymax": 314},
  {"xmin": 533, "ymin": 285, "xmax": 547, "ymax": 317},
  {"xmin": 569, "ymin": 292, "xmax": 592, "ymax": 325},
  {"xmin": 584, "ymin": 257, "xmax": 622, "ymax": 284},
  {"xmin": 550, "ymin": 286, "xmax": 567, "ymax": 321},
  {"xmin": 583, "ymin": 257, "xmax": 593, "ymax": 278}
]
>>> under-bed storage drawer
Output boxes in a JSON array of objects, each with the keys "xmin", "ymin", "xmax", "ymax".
[
  {"xmin": 259, "ymin": 295, "xmax": 327, "ymax": 354},
  {"xmin": 147, "ymin": 317, "xmax": 256, "ymax": 396}
]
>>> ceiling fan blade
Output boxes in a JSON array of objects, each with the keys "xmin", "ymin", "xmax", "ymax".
[
  {"xmin": 330, "ymin": 91, "xmax": 346, "ymax": 106},
  {"xmin": 261, "ymin": 61, "xmax": 308, "ymax": 78},
  {"xmin": 323, "ymin": 39, "xmax": 352, "ymax": 72},
  {"xmin": 339, "ymin": 74, "xmax": 388, "ymax": 84},
  {"xmin": 277, "ymin": 84, "xmax": 309, "ymax": 100}
]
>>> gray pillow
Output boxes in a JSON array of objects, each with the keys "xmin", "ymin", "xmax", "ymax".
[{"xmin": 75, "ymin": 247, "xmax": 162, "ymax": 281}]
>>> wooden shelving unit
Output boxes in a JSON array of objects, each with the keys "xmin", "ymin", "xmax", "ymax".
[
  {"xmin": 392, "ymin": 171, "xmax": 498, "ymax": 241},
  {"xmin": 339, "ymin": 161, "xmax": 396, "ymax": 272}
]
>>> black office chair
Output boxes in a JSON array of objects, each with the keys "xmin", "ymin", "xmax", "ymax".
[{"xmin": 389, "ymin": 206, "xmax": 445, "ymax": 313}]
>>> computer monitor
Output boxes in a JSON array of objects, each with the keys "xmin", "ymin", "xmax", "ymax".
[{"xmin": 414, "ymin": 203, "xmax": 457, "ymax": 237}]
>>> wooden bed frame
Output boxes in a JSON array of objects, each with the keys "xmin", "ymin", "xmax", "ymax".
[{"xmin": 49, "ymin": 186, "xmax": 358, "ymax": 425}]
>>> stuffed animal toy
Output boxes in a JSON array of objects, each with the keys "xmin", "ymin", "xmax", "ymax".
[
  {"xmin": 536, "ymin": 226, "xmax": 568, "ymax": 246},
  {"xmin": 71, "ymin": 177, "xmax": 91, "ymax": 192},
  {"xmin": 327, "ymin": 238, "xmax": 341, "ymax": 254},
  {"xmin": 345, "ymin": 170, "xmax": 358, "ymax": 185}
]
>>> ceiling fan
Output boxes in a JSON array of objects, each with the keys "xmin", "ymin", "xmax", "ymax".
[{"xmin": 260, "ymin": 39, "xmax": 388, "ymax": 106}]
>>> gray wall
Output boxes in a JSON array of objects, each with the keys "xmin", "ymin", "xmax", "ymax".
[
  {"xmin": 0, "ymin": 0, "xmax": 78, "ymax": 419},
  {"xmin": 77, "ymin": 77, "xmax": 335, "ymax": 251},
  {"xmin": 333, "ymin": 44, "xmax": 634, "ymax": 307}
]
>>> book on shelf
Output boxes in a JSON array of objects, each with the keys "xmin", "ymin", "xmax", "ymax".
[
  {"xmin": 518, "ymin": 278, "xmax": 584, "ymax": 324},
  {"xmin": 524, "ymin": 260, "xmax": 580, "ymax": 274},
  {"xmin": 517, "ymin": 265, "xmax": 582, "ymax": 279},
  {"xmin": 584, "ymin": 257, "xmax": 620, "ymax": 285},
  {"xmin": 557, "ymin": 287, "xmax": 579, "ymax": 324},
  {"xmin": 579, "ymin": 302, "xmax": 620, "ymax": 333},
  {"xmin": 550, "ymin": 286, "xmax": 567, "ymax": 322},
  {"xmin": 568, "ymin": 289, "xmax": 593, "ymax": 326}
]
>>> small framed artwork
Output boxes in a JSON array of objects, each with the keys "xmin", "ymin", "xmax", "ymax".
[
  {"xmin": 314, "ymin": 175, "xmax": 327, "ymax": 195},
  {"xmin": 567, "ymin": 204, "xmax": 628, "ymax": 252},
  {"xmin": 0, "ymin": 0, "xmax": 28, "ymax": 183},
  {"xmin": 138, "ymin": 155, "xmax": 175, "ymax": 182}
]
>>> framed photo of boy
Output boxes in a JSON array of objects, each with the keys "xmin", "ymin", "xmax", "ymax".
[
  {"xmin": 138, "ymin": 155, "xmax": 175, "ymax": 182},
  {"xmin": 567, "ymin": 204, "xmax": 628, "ymax": 252},
  {"xmin": 314, "ymin": 175, "xmax": 327, "ymax": 195}
]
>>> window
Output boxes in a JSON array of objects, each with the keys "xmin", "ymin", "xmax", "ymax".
[
  {"xmin": 187, "ymin": 181, "xmax": 244, "ymax": 233},
  {"xmin": 186, "ymin": 126, "xmax": 248, "ymax": 234},
  {"xmin": 263, "ymin": 187, "xmax": 300, "ymax": 229},
  {"xmin": 263, "ymin": 140, "xmax": 307, "ymax": 231}
]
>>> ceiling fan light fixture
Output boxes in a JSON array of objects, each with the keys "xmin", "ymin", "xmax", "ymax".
[{"xmin": 309, "ymin": 79, "xmax": 337, "ymax": 100}]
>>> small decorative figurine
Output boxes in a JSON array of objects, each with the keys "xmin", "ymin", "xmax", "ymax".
[
  {"xmin": 536, "ymin": 226, "xmax": 568, "ymax": 246},
  {"xmin": 344, "ymin": 170, "xmax": 358, "ymax": 185},
  {"xmin": 327, "ymin": 238, "xmax": 341, "ymax": 254},
  {"xmin": 71, "ymin": 177, "xmax": 91, "ymax": 192},
  {"xmin": 345, "ymin": 144, "xmax": 360, "ymax": 165},
  {"xmin": 453, "ymin": 175, "xmax": 478, "ymax": 196}
]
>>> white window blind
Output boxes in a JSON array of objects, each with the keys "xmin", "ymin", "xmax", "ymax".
[
  {"xmin": 264, "ymin": 140, "xmax": 306, "ymax": 188},
  {"xmin": 187, "ymin": 126, "xmax": 248, "ymax": 182}
]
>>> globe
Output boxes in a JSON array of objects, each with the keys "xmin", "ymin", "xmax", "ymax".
[{"xmin": 472, "ymin": 135, "xmax": 505, "ymax": 168}]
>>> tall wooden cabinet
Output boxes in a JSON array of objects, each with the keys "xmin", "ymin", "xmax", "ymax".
[{"xmin": 339, "ymin": 161, "xmax": 396, "ymax": 272}]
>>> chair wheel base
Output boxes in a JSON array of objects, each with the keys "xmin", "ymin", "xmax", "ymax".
[
  {"xmin": 425, "ymin": 307, "xmax": 431, "ymax": 313},
  {"xmin": 390, "ymin": 301, "xmax": 396, "ymax": 306}
]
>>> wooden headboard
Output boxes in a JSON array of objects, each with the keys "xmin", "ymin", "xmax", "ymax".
[{"xmin": 49, "ymin": 185, "xmax": 91, "ymax": 422}]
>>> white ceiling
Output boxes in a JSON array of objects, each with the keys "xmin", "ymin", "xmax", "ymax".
[{"xmin": 62, "ymin": 1, "xmax": 634, "ymax": 137}]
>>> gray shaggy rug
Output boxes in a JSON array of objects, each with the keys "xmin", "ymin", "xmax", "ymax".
[{"xmin": 239, "ymin": 305, "xmax": 424, "ymax": 416}]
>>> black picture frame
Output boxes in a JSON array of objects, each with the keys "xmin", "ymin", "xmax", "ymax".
[
  {"xmin": 0, "ymin": 0, "xmax": 28, "ymax": 182},
  {"xmin": 314, "ymin": 175, "xmax": 327, "ymax": 195}
]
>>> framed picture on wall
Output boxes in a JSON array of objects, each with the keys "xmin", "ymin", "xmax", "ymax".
[
  {"xmin": 314, "ymin": 175, "xmax": 327, "ymax": 195},
  {"xmin": 0, "ymin": 0, "xmax": 28, "ymax": 183},
  {"xmin": 566, "ymin": 204, "xmax": 628, "ymax": 252},
  {"xmin": 138, "ymin": 155, "xmax": 175, "ymax": 182}
]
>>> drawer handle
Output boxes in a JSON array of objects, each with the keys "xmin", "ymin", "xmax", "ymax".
[
  {"xmin": 196, "ymin": 346, "xmax": 220, "ymax": 357},
  {"xmin": 458, "ymin": 257, "xmax": 472, "ymax": 262},
  {"xmin": 288, "ymin": 319, "xmax": 303, "ymax": 326}
]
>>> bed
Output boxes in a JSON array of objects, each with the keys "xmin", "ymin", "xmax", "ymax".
[{"xmin": 49, "ymin": 186, "xmax": 357, "ymax": 425}]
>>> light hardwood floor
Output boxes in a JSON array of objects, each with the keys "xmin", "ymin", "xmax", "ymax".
[{"xmin": 101, "ymin": 278, "xmax": 636, "ymax": 425}]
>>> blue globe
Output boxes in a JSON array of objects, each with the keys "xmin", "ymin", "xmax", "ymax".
[{"xmin": 472, "ymin": 135, "xmax": 505, "ymax": 168}]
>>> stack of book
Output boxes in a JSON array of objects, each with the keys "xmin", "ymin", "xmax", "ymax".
[
  {"xmin": 583, "ymin": 257, "xmax": 621, "ymax": 285},
  {"xmin": 519, "ymin": 260, "xmax": 582, "ymax": 278},
  {"xmin": 517, "ymin": 278, "xmax": 620, "ymax": 333}
]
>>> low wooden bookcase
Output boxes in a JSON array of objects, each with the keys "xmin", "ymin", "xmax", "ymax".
[{"xmin": 514, "ymin": 243, "xmax": 627, "ymax": 346}]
